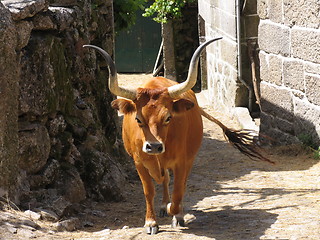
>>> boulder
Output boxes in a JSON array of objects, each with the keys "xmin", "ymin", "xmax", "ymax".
[
  {"xmin": 18, "ymin": 123, "xmax": 51, "ymax": 174},
  {"xmin": 2, "ymin": 0, "xmax": 49, "ymax": 21}
]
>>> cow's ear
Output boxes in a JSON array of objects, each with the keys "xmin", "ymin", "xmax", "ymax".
[
  {"xmin": 172, "ymin": 99, "xmax": 194, "ymax": 113},
  {"xmin": 111, "ymin": 99, "xmax": 136, "ymax": 114}
]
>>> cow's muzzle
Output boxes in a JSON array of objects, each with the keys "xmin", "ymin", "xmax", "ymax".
[{"xmin": 143, "ymin": 142, "xmax": 165, "ymax": 155}]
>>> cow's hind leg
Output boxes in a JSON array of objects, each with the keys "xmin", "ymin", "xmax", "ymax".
[
  {"xmin": 135, "ymin": 162, "xmax": 159, "ymax": 234},
  {"xmin": 160, "ymin": 169, "xmax": 170, "ymax": 217},
  {"xmin": 167, "ymin": 165, "xmax": 189, "ymax": 227}
]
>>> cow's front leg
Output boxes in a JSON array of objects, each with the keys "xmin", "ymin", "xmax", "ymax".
[
  {"xmin": 135, "ymin": 162, "xmax": 159, "ymax": 234},
  {"xmin": 167, "ymin": 166, "xmax": 188, "ymax": 227},
  {"xmin": 160, "ymin": 169, "xmax": 170, "ymax": 217}
]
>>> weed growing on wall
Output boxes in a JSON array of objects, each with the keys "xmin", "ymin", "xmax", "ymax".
[{"xmin": 298, "ymin": 133, "xmax": 320, "ymax": 160}]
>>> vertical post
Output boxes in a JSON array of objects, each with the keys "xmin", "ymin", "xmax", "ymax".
[
  {"xmin": 236, "ymin": 0, "xmax": 253, "ymax": 111},
  {"xmin": 198, "ymin": 15, "xmax": 207, "ymax": 90},
  {"xmin": 162, "ymin": 20, "xmax": 177, "ymax": 81},
  {"xmin": 0, "ymin": 4, "xmax": 20, "ymax": 203}
]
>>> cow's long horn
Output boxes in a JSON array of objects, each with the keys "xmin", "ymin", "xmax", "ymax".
[
  {"xmin": 168, "ymin": 37, "xmax": 222, "ymax": 98},
  {"xmin": 83, "ymin": 45, "xmax": 137, "ymax": 100}
]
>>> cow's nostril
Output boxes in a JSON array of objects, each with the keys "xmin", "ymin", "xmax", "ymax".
[
  {"xmin": 146, "ymin": 143, "xmax": 152, "ymax": 151},
  {"xmin": 157, "ymin": 145, "xmax": 163, "ymax": 152}
]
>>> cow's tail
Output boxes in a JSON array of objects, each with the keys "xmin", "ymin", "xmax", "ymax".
[{"xmin": 200, "ymin": 109, "xmax": 274, "ymax": 164}]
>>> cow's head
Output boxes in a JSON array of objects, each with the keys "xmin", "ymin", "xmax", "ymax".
[
  {"xmin": 111, "ymin": 87, "xmax": 194, "ymax": 155},
  {"xmin": 83, "ymin": 38, "xmax": 221, "ymax": 155}
]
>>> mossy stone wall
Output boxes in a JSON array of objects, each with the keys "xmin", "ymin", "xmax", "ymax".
[{"xmin": 0, "ymin": 0, "xmax": 129, "ymax": 216}]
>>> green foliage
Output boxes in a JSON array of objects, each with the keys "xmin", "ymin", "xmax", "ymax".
[
  {"xmin": 113, "ymin": 0, "xmax": 146, "ymax": 32},
  {"xmin": 298, "ymin": 133, "xmax": 320, "ymax": 160},
  {"xmin": 114, "ymin": 0, "xmax": 196, "ymax": 32},
  {"xmin": 143, "ymin": 0, "xmax": 196, "ymax": 23},
  {"xmin": 298, "ymin": 133, "xmax": 315, "ymax": 148},
  {"xmin": 313, "ymin": 146, "xmax": 320, "ymax": 160}
]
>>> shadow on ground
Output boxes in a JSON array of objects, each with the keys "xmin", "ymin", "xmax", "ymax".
[
  {"xmin": 64, "ymin": 109, "xmax": 319, "ymax": 239},
  {"xmin": 185, "ymin": 208, "xmax": 278, "ymax": 239}
]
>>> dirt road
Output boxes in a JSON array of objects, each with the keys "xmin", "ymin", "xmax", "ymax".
[{"xmin": 1, "ymin": 74, "xmax": 320, "ymax": 239}]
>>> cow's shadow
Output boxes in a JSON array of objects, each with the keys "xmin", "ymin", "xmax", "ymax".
[
  {"xmin": 152, "ymin": 131, "xmax": 318, "ymax": 239},
  {"xmin": 184, "ymin": 208, "xmax": 278, "ymax": 239}
]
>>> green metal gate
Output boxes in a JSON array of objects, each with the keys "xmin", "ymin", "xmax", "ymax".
[{"xmin": 115, "ymin": 11, "xmax": 161, "ymax": 73}]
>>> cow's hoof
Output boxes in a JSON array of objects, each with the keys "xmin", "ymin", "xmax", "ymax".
[
  {"xmin": 145, "ymin": 225, "xmax": 159, "ymax": 235},
  {"xmin": 172, "ymin": 215, "xmax": 185, "ymax": 228}
]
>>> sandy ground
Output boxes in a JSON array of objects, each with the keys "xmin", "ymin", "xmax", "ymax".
[{"xmin": 1, "ymin": 74, "xmax": 320, "ymax": 240}]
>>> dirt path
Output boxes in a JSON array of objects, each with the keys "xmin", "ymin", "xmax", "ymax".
[{"xmin": 1, "ymin": 74, "xmax": 320, "ymax": 240}]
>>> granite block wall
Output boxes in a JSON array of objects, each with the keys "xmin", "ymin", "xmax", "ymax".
[
  {"xmin": 258, "ymin": 0, "xmax": 320, "ymax": 146},
  {"xmin": 198, "ymin": 0, "xmax": 256, "ymax": 113},
  {"xmin": 198, "ymin": 0, "xmax": 240, "ymax": 112}
]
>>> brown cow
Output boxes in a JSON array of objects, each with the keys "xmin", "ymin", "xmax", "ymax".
[{"xmin": 83, "ymin": 39, "xmax": 271, "ymax": 234}]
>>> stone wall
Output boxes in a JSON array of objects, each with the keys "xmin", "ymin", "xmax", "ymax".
[
  {"xmin": 0, "ymin": 0, "xmax": 129, "ymax": 215},
  {"xmin": 173, "ymin": 4, "xmax": 200, "ymax": 88},
  {"xmin": 258, "ymin": 0, "xmax": 320, "ymax": 146},
  {"xmin": 198, "ymin": 0, "xmax": 262, "ymax": 113},
  {"xmin": 162, "ymin": 3, "xmax": 200, "ymax": 90},
  {"xmin": 198, "ymin": 0, "xmax": 248, "ymax": 112}
]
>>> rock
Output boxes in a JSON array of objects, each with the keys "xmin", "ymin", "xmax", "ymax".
[
  {"xmin": 29, "ymin": 159, "xmax": 60, "ymax": 189},
  {"xmin": 32, "ymin": 13, "xmax": 57, "ymax": 30},
  {"xmin": 21, "ymin": 219, "xmax": 41, "ymax": 230},
  {"xmin": 2, "ymin": 0, "xmax": 49, "ymax": 21},
  {"xmin": 16, "ymin": 228, "xmax": 35, "ymax": 238},
  {"xmin": 4, "ymin": 223, "xmax": 18, "ymax": 234},
  {"xmin": 54, "ymin": 167, "xmax": 86, "ymax": 203},
  {"xmin": 99, "ymin": 159, "xmax": 126, "ymax": 201},
  {"xmin": 18, "ymin": 123, "xmax": 51, "ymax": 174},
  {"xmin": 73, "ymin": 108, "xmax": 95, "ymax": 129},
  {"xmin": 80, "ymin": 149, "xmax": 126, "ymax": 201},
  {"xmin": 53, "ymin": 133, "xmax": 81, "ymax": 164},
  {"xmin": 83, "ymin": 220, "xmax": 94, "ymax": 227},
  {"xmin": 43, "ymin": 159, "xmax": 60, "ymax": 178},
  {"xmin": 51, "ymin": 196, "xmax": 72, "ymax": 217},
  {"xmin": 42, "ymin": 159, "xmax": 60, "ymax": 183},
  {"xmin": 47, "ymin": 115, "xmax": 67, "ymax": 137},
  {"xmin": 29, "ymin": 175, "xmax": 47, "ymax": 190},
  {"xmin": 75, "ymin": 97, "xmax": 88, "ymax": 110},
  {"xmin": 48, "ymin": 6, "xmax": 75, "ymax": 32},
  {"xmin": 24, "ymin": 210, "xmax": 41, "ymax": 220},
  {"xmin": 39, "ymin": 209, "xmax": 59, "ymax": 222},
  {"xmin": 67, "ymin": 142, "xmax": 81, "ymax": 164},
  {"xmin": 93, "ymin": 228, "xmax": 111, "ymax": 236},
  {"xmin": 15, "ymin": 20, "xmax": 33, "ymax": 49},
  {"xmin": 49, "ymin": 0, "xmax": 78, "ymax": 7},
  {"xmin": 55, "ymin": 217, "xmax": 80, "ymax": 231},
  {"xmin": 19, "ymin": 36, "xmax": 61, "ymax": 116},
  {"xmin": 83, "ymin": 135, "xmax": 100, "ymax": 149},
  {"xmin": 91, "ymin": 210, "xmax": 106, "ymax": 217}
]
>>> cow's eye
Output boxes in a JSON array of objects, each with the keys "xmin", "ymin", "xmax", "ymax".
[
  {"xmin": 165, "ymin": 116, "xmax": 172, "ymax": 124},
  {"xmin": 135, "ymin": 117, "xmax": 142, "ymax": 125}
]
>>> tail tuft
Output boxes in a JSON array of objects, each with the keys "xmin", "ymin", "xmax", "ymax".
[
  {"xmin": 201, "ymin": 108, "xmax": 273, "ymax": 164},
  {"xmin": 223, "ymin": 128, "xmax": 274, "ymax": 164}
]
